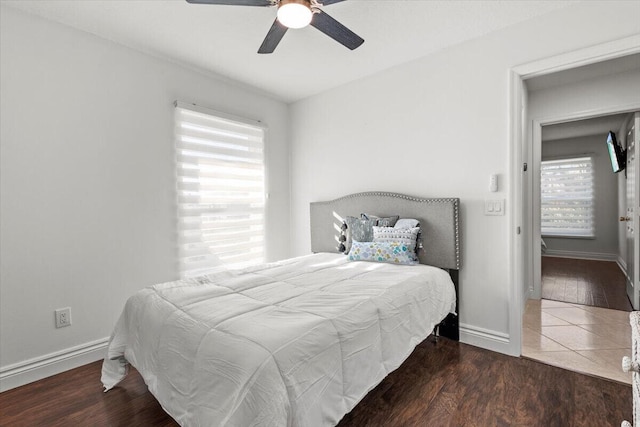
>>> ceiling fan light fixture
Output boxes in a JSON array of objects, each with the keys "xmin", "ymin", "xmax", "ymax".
[{"xmin": 277, "ymin": 0, "xmax": 312, "ymax": 29}]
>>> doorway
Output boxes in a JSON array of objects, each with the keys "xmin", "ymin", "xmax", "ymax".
[
  {"xmin": 523, "ymin": 112, "xmax": 636, "ymax": 384},
  {"xmin": 529, "ymin": 111, "xmax": 640, "ymax": 306},
  {"xmin": 538, "ymin": 114, "xmax": 633, "ymax": 312},
  {"xmin": 513, "ymin": 50, "xmax": 640, "ymax": 382}
]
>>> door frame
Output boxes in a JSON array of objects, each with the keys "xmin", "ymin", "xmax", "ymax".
[
  {"xmin": 530, "ymin": 108, "xmax": 640, "ymax": 301},
  {"xmin": 626, "ymin": 113, "xmax": 640, "ymax": 309},
  {"xmin": 508, "ymin": 35, "xmax": 640, "ymax": 356}
]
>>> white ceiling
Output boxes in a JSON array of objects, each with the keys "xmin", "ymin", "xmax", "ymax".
[{"xmin": 2, "ymin": 0, "xmax": 578, "ymax": 103}]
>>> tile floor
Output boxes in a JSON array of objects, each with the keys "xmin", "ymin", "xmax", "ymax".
[{"xmin": 522, "ymin": 298, "xmax": 632, "ymax": 384}]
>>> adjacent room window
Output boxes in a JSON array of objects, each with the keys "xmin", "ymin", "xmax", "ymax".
[
  {"xmin": 175, "ymin": 103, "xmax": 266, "ymax": 277},
  {"xmin": 540, "ymin": 156, "xmax": 594, "ymax": 238}
]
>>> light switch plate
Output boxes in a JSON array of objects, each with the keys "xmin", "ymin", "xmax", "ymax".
[{"xmin": 485, "ymin": 199, "xmax": 505, "ymax": 216}]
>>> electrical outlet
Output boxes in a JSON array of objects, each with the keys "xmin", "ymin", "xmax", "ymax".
[{"xmin": 55, "ymin": 307, "xmax": 72, "ymax": 328}]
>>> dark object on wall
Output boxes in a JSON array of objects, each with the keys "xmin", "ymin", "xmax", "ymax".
[{"xmin": 606, "ymin": 130, "xmax": 626, "ymax": 173}]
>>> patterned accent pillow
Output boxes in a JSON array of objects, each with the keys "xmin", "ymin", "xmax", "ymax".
[
  {"xmin": 343, "ymin": 216, "xmax": 376, "ymax": 253},
  {"xmin": 373, "ymin": 226, "xmax": 419, "ymax": 246},
  {"xmin": 348, "ymin": 241, "xmax": 419, "ymax": 265},
  {"xmin": 360, "ymin": 213, "xmax": 400, "ymax": 227}
]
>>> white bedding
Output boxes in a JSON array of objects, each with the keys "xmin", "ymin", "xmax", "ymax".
[{"xmin": 101, "ymin": 253, "xmax": 456, "ymax": 426}]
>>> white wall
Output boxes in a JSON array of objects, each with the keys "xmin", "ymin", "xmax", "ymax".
[
  {"xmin": 528, "ymin": 70, "xmax": 640, "ymax": 121},
  {"xmin": 0, "ymin": 6, "xmax": 290, "ymax": 388},
  {"xmin": 541, "ymin": 134, "xmax": 619, "ymax": 258},
  {"xmin": 289, "ymin": 1, "xmax": 640, "ymax": 354}
]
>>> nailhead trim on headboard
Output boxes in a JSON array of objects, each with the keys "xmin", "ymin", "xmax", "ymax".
[{"xmin": 311, "ymin": 192, "xmax": 460, "ymax": 270}]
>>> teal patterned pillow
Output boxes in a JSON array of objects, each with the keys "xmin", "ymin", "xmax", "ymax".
[{"xmin": 348, "ymin": 241, "xmax": 419, "ymax": 265}]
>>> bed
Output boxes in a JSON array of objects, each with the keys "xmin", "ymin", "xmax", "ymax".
[{"xmin": 101, "ymin": 192, "xmax": 460, "ymax": 426}]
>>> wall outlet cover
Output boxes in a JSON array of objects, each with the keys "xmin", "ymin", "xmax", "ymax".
[{"xmin": 55, "ymin": 307, "xmax": 72, "ymax": 328}]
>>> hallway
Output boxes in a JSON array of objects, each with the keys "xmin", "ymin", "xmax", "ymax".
[{"xmin": 541, "ymin": 257, "xmax": 632, "ymax": 311}]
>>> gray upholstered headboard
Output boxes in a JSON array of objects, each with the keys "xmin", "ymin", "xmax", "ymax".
[{"xmin": 310, "ymin": 192, "xmax": 460, "ymax": 270}]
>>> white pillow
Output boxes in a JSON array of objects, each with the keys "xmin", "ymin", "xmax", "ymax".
[{"xmin": 373, "ymin": 226, "xmax": 419, "ymax": 247}]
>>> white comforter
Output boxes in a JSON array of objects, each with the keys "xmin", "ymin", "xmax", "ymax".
[{"xmin": 102, "ymin": 253, "xmax": 456, "ymax": 427}]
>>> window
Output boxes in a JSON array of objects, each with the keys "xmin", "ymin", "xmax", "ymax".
[
  {"xmin": 175, "ymin": 103, "xmax": 265, "ymax": 277},
  {"xmin": 540, "ymin": 156, "xmax": 594, "ymax": 238}
]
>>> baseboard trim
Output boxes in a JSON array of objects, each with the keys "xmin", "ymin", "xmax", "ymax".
[
  {"xmin": 523, "ymin": 286, "xmax": 533, "ymax": 313},
  {"xmin": 617, "ymin": 255, "xmax": 628, "ymax": 272},
  {"xmin": 2, "ymin": 326, "xmax": 517, "ymax": 391},
  {"xmin": 460, "ymin": 323, "xmax": 516, "ymax": 356},
  {"xmin": 542, "ymin": 250, "xmax": 617, "ymax": 261},
  {"xmin": 0, "ymin": 337, "xmax": 109, "ymax": 392},
  {"xmin": 617, "ymin": 255, "xmax": 630, "ymax": 282}
]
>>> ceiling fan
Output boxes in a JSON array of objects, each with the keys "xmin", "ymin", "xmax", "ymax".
[{"xmin": 185, "ymin": 0, "xmax": 364, "ymax": 54}]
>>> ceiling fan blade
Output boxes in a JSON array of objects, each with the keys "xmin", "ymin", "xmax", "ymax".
[
  {"xmin": 258, "ymin": 19, "xmax": 288, "ymax": 54},
  {"xmin": 310, "ymin": 10, "xmax": 364, "ymax": 50},
  {"xmin": 318, "ymin": 0, "xmax": 347, "ymax": 5},
  {"xmin": 186, "ymin": 0, "xmax": 273, "ymax": 6}
]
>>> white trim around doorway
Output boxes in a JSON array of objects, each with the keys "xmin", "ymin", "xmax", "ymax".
[{"xmin": 508, "ymin": 34, "xmax": 640, "ymax": 357}]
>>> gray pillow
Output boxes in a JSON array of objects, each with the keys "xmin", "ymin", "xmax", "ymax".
[
  {"xmin": 361, "ymin": 213, "xmax": 399, "ymax": 227},
  {"xmin": 394, "ymin": 218, "xmax": 420, "ymax": 229},
  {"xmin": 343, "ymin": 216, "xmax": 376, "ymax": 253}
]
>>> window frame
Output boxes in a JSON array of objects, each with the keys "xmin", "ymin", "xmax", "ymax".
[
  {"xmin": 174, "ymin": 101, "xmax": 267, "ymax": 277},
  {"xmin": 540, "ymin": 155, "xmax": 595, "ymax": 239}
]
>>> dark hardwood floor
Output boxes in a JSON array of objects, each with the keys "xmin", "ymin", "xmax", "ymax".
[
  {"xmin": 0, "ymin": 338, "xmax": 631, "ymax": 426},
  {"xmin": 542, "ymin": 256, "xmax": 632, "ymax": 311}
]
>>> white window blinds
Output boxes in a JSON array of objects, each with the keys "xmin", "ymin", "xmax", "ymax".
[
  {"xmin": 541, "ymin": 156, "xmax": 594, "ymax": 238},
  {"xmin": 175, "ymin": 104, "xmax": 265, "ymax": 277}
]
